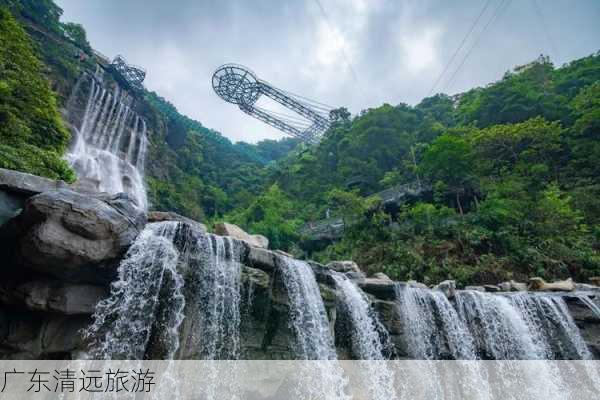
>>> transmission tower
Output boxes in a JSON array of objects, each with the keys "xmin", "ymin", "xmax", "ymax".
[{"xmin": 212, "ymin": 64, "xmax": 333, "ymax": 144}]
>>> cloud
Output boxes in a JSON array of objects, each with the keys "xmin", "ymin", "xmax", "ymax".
[{"xmin": 56, "ymin": 0, "xmax": 600, "ymax": 143}]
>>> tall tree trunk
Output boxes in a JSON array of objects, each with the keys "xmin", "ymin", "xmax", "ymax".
[{"xmin": 456, "ymin": 191, "xmax": 464, "ymax": 215}]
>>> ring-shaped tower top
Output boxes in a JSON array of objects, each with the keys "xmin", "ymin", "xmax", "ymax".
[{"xmin": 212, "ymin": 64, "xmax": 261, "ymax": 106}]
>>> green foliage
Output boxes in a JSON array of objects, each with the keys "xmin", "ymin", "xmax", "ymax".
[
  {"xmin": 0, "ymin": 7, "xmax": 74, "ymax": 181},
  {"xmin": 244, "ymin": 52, "xmax": 600, "ymax": 285},
  {"xmin": 226, "ymin": 184, "xmax": 301, "ymax": 250}
]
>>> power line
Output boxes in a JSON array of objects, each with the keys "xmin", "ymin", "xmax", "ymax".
[
  {"xmin": 313, "ymin": 0, "xmax": 364, "ymax": 96},
  {"xmin": 427, "ymin": 0, "xmax": 493, "ymax": 97},
  {"xmin": 530, "ymin": 0, "xmax": 560, "ymax": 61},
  {"xmin": 443, "ymin": 0, "xmax": 512, "ymax": 93}
]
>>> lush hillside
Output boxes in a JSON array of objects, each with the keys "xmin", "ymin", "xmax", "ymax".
[
  {"xmin": 230, "ymin": 54, "xmax": 600, "ymax": 285},
  {"xmin": 0, "ymin": 7, "xmax": 74, "ymax": 181},
  {"xmin": 0, "ymin": 0, "xmax": 297, "ymax": 222},
  {"xmin": 2, "ymin": 0, "xmax": 599, "ymax": 286}
]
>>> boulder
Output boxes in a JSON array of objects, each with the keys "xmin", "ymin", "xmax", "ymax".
[
  {"xmin": 214, "ymin": 222, "xmax": 269, "ymax": 249},
  {"xmin": 465, "ymin": 285, "xmax": 486, "ymax": 292},
  {"xmin": 434, "ymin": 280, "xmax": 456, "ymax": 299},
  {"xmin": 359, "ymin": 278, "xmax": 396, "ymax": 300},
  {"xmin": 498, "ymin": 280, "xmax": 528, "ymax": 292},
  {"xmin": 147, "ymin": 211, "xmax": 207, "ymax": 233},
  {"xmin": 7, "ymin": 189, "xmax": 145, "ymax": 283},
  {"xmin": 372, "ymin": 272, "xmax": 392, "ymax": 281},
  {"xmin": 1, "ymin": 281, "xmax": 107, "ymax": 314},
  {"xmin": 0, "ymin": 191, "xmax": 23, "ymax": 226},
  {"xmin": 590, "ymin": 277, "xmax": 600, "ymax": 287},
  {"xmin": 247, "ymin": 247, "xmax": 278, "ymax": 271},
  {"xmin": 529, "ymin": 277, "xmax": 576, "ymax": 292},
  {"xmin": 575, "ymin": 283, "xmax": 600, "ymax": 292},
  {"xmin": 0, "ymin": 168, "xmax": 69, "ymax": 196},
  {"xmin": 509, "ymin": 280, "xmax": 528, "ymax": 291},
  {"xmin": 0, "ymin": 312, "xmax": 89, "ymax": 358},
  {"xmin": 407, "ymin": 280, "xmax": 428, "ymax": 289},
  {"xmin": 326, "ymin": 260, "xmax": 362, "ymax": 275},
  {"xmin": 484, "ymin": 285, "xmax": 501, "ymax": 293}
]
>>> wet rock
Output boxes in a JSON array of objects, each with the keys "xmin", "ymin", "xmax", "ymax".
[
  {"xmin": 214, "ymin": 222, "xmax": 269, "ymax": 249},
  {"xmin": 575, "ymin": 283, "xmax": 600, "ymax": 292},
  {"xmin": 6, "ymin": 189, "xmax": 145, "ymax": 284},
  {"xmin": 498, "ymin": 282, "xmax": 512, "ymax": 292},
  {"xmin": 529, "ymin": 277, "xmax": 576, "ymax": 292},
  {"xmin": 247, "ymin": 247, "xmax": 278, "ymax": 271},
  {"xmin": 147, "ymin": 211, "xmax": 206, "ymax": 233},
  {"xmin": 0, "ymin": 281, "xmax": 107, "ymax": 314},
  {"xmin": 464, "ymin": 286, "xmax": 486, "ymax": 292},
  {"xmin": 326, "ymin": 260, "xmax": 362, "ymax": 275},
  {"xmin": 509, "ymin": 280, "xmax": 528, "ymax": 291},
  {"xmin": 484, "ymin": 285, "xmax": 501, "ymax": 293},
  {"xmin": 372, "ymin": 272, "xmax": 392, "ymax": 281},
  {"xmin": 434, "ymin": 280, "xmax": 456, "ymax": 299},
  {"xmin": 407, "ymin": 280, "xmax": 428, "ymax": 289},
  {"xmin": 0, "ymin": 168, "xmax": 69, "ymax": 196},
  {"xmin": 0, "ymin": 311, "xmax": 89, "ymax": 358},
  {"xmin": 589, "ymin": 277, "xmax": 600, "ymax": 287},
  {"xmin": 359, "ymin": 278, "xmax": 396, "ymax": 300},
  {"xmin": 0, "ymin": 191, "xmax": 22, "ymax": 226}
]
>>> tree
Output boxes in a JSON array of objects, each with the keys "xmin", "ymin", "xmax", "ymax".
[
  {"xmin": 0, "ymin": 7, "xmax": 74, "ymax": 181},
  {"xmin": 420, "ymin": 133, "xmax": 475, "ymax": 214}
]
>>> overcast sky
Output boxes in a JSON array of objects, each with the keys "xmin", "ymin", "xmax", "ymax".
[{"xmin": 55, "ymin": 0, "xmax": 599, "ymax": 143}]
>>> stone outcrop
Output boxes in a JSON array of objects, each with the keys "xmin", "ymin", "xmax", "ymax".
[
  {"xmin": 529, "ymin": 277, "xmax": 576, "ymax": 292},
  {"xmin": 434, "ymin": 280, "xmax": 456, "ymax": 299},
  {"xmin": 0, "ymin": 280, "xmax": 107, "ymax": 315},
  {"xmin": 214, "ymin": 222, "xmax": 269, "ymax": 249},
  {"xmin": 0, "ymin": 168, "xmax": 71, "ymax": 226},
  {"xmin": 3, "ymin": 189, "xmax": 145, "ymax": 283},
  {"xmin": 1, "ymin": 171, "xmax": 600, "ymax": 360},
  {"xmin": 147, "ymin": 211, "xmax": 207, "ymax": 233}
]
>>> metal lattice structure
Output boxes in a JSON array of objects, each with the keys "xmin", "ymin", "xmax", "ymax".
[
  {"xmin": 212, "ymin": 64, "xmax": 333, "ymax": 144},
  {"xmin": 111, "ymin": 55, "xmax": 146, "ymax": 91}
]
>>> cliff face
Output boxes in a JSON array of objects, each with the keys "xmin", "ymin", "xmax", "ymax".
[{"xmin": 1, "ymin": 168, "xmax": 599, "ymax": 360}]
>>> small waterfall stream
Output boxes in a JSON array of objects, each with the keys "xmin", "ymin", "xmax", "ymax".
[
  {"xmin": 66, "ymin": 69, "xmax": 148, "ymax": 209},
  {"xmin": 396, "ymin": 285, "xmax": 477, "ymax": 359},
  {"xmin": 278, "ymin": 257, "xmax": 336, "ymax": 360},
  {"xmin": 85, "ymin": 221, "xmax": 184, "ymax": 359},
  {"xmin": 191, "ymin": 234, "xmax": 243, "ymax": 360},
  {"xmin": 85, "ymin": 223, "xmax": 245, "ymax": 361},
  {"xmin": 333, "ymin": 274, "xmax": 397, "ymax": 399},
  {"xmin": 333, "ymin": 274, "xmax": 387, "ymax": 360}
]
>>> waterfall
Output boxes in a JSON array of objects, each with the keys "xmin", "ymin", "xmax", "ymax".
[
  {"xmin": 66, "ymin": 71, "xmax": 149, "ymax": 209},
  {"xmin": 84, "ymin": 222, "xmax": 184, "ymax": 359},
  {"xmin": 454, "ymin": 290, "xmax": 593, "ymax": 360},
  {"xmin": 395, "ymin": 285, "xmax": 477, "ymax": 359},
  {"xmin": 191, "ymin": 234, "xmax": 244, "ymax": 360},
  {"xmin": 86, "ymin": 223, "xmax": 247, "ymax": 361},
  {"xmin": 333, "ymin": 274, "xmax": 397, "ymax": 400},
  {"xmin": 278, "ymin": 257, "xmax": 336, "ymax": 360},
  {"xmin": 333, "ymin": 274, "xmax": 387, "ymax": 360}
]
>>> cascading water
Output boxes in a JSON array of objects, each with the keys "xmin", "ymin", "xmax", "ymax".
[
  {"xmin": 278, "ymin": 257, "xmax": 336, "ymax": 360},
  {"xmin": 395, "ymin": 285, "xmax": 477, "ymax": 359},
  {"xmin": 333, "ymin": 274, "xmax": 397, "ymax": 400},
  {"xmin": 85, "ymin": 223, "xmax": 245, "ymax": 361},
  {"xmin": 278, "ymin": 258, "xmax": 350, "ymax": 400},
  {"xmin": 190, "ymin": 234, "xmax": 244, "ymax": 360},
  {"xmin": 66, "ymin": 69, "xmax": 148, "ymax": 209},
  {"xmin": 454, "ymin": 290, "xmax": 593, "ymax": 360},
  {"xmin": 332, "ymin": 274, "xmax": 387, "ymax": 360},
  {"xmin": 85, "ymin": 221, "xmax": 184, "ymax": 359}
]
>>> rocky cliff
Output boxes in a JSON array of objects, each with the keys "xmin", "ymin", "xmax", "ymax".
[{"xmin": 1, "ymin": 168, "xmax": 599, "ymax": 360}]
